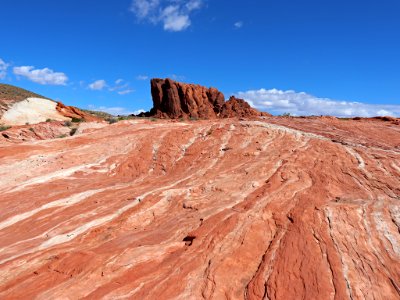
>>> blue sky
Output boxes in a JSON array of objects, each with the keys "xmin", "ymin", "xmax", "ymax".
[{"xmin": 1, "ymin": 0, "xmax": 399, "ymax": 116}]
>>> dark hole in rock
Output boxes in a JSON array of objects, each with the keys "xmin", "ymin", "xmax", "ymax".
[
  {"xmin": 221, "ymin": 147, "xmax": 233, "ymax": 152},
  {"xmin": 183, "ymin": 235, "xmax": 196, "ymax": 246}
]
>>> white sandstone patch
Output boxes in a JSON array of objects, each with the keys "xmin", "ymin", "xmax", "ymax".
[{"xmin": 0, "ymin": 97, "xmax": 69, "ymax": 125}]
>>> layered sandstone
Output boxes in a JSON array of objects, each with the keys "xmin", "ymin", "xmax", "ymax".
[
  {"xmin": 0, "ymin": 117, "xmax": 399, "ymax": 299},
  {"xmin": 149, "ymin": 78, "xmax": 268, "ymax": 119},
  {"xmin": 0, "ymin": 84, "xmax": 98, "ymax": 125}
]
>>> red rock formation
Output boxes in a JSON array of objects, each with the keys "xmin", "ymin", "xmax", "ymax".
[
  {"xmin": 0, "ymin": 121, "xmax": 107, "ymax": 144},
  {"xmin": 0, "ymin": 122, "xmax": 71, "ymax": 143},
  {"xmin": 149, "ymin": 78, "xmax": 268, "ymax": 119},
  {"xmin": 55, "ymin": 102, "xmax": 98, "ymax": 122},
  {"xmin": 0, "ymin": 117, "xmax": 399, "ymax": 299},
  {"xmin": 220, "ymin": 96, "xmax": 270, "ymax": 118}
]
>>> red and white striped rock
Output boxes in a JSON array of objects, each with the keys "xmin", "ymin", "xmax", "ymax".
[{"xmin": 0, "ymin": 117, "xmax": 399, "ymax": 299}]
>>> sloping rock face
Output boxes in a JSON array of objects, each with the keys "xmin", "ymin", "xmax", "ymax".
[
  {"xmin": 0, "ymin": 121, "xmax": 71, "ymax": 143},
  {"xmin": 0, "ymin": 83, "xmax": 50, "ymax": 116},
  {"xmin": 0, "ymin": 84, "xmax": 98, "ymax": 125},
  {"xmin": 150, "ymin": 78, "xmax": 268, "ymax": 119},
  {"xmin": 56, "ymin": 102, "xmax": 98, "ymax": 122},
  {"xmin": 0, "ymin": 117, "xmax": 399, "ymax": 299}
]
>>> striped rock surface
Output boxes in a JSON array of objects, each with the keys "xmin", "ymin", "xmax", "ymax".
[{"xmin": 0, "ymin": 118, "xmax": 399, "ymax": 299}]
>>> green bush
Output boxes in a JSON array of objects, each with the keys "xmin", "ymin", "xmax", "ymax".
[
  {"xmin": 117, "ymin": 116, "xmax": 132, "ymax": 121},
  {"xmin": 46, "ymin": 118, "xmax": 52, "ymax": 122},
  {"xmin": 108, "ymin": 118, "xmax": 118, "ymax": 124},
  {"xmin": 71, "ymin": 117, "xmax": 85, "ymax": 123},
  {"xmin": 64, "ymin": 120, "xmax": 72, "ymax": 127},
  {"xmin": 57, "ymin": 134, "xmax": 68, "ymax": 138},
  {"xmin": 0, "ymin": 125, "xmax": 11, "ymax": 132}
]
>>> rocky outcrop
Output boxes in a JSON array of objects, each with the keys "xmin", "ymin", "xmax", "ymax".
[
  {"xmin": 220, "ymin": 96, "xmax": 269, "ymax": 118},
  {"xmin": 150, "ymin": 78, "xmax": 225, "ymax": 119},
  {"xmin": 0, "ymin": 84, "xmax": 99, "ymax": 125},
  {"xmin": 56, "ymin": 102, "xmax": 98, "ymax": 122},
  {"xmin": 0, "ymin": 83, "xmax": 50, "ymax": 117},
  {"xmin": 149, "ymin": 78, "xmax": 269, "ymax": 119}
]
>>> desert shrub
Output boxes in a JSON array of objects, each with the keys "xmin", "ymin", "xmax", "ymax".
[
  {"xmin": 81, "ymin": 109, "xmax": 113, "ymax": 120},
  {"xmin": 281, "ymin": 112, "xmax": 291, "ymax": 117},
  {"xmin": 64, "ymin": 120, "xmax": 72, "ymax": 127},
  {"xmin": 150, "ymin": 118, "xmax": 157, "ymax": 122},
  {"xmin": 0, "ymin": 125, "xmax": 11, "ymax": 132},
  {"xmin": 57, "ymin": 134, "xmax": 68, "ymax": 138},
  {"xmin": 71, "ymin": 117, "xmax": 85, "ymax": 123},
  {"xmin": 46, "ymin": 118, "xmax": 52, "ymax": 122},
  {"xmin": 117, "ymin": 116, "xmax": 133, "ymax": 121},
  {"xmin": 29, "ymin": 127, "xmax": 35, "ymax": 132},
  {"xmin": 108, "ymin": 118, "xmax": 118, "ymax": 124}
]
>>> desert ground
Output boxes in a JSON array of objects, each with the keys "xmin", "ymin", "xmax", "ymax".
[{"xmin": 0, "ymin": 116, "xmax": 399, "ymax": 299}]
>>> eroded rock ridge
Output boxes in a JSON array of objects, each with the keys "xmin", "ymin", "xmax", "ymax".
[{"xmin": 149, "ymin": 78, "xmax": 269, "ymax": 119}]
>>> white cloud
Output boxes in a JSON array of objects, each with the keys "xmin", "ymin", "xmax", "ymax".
[
  {"xmin": 170, "ymin": 74, "xmax": 185, "ymax": 81},
  {"xmin": 108, "ymin": 79, "xmax": 135, "ymax": 95},
  {"xmin": 0, "ymin": 58, "xmax": 9, "ymax": 79},
  {"xmin": 13, "ymin": 66, "xmax": 68, "ymax": 85},
  {"xmin": 88, "ymin": 79, "xmax": 107, "ymax": 90},
  {"xmin": 234, "ymin": 21, "xmax": 243, "ymax": 29},
  {"xmin": 130, "ymin": 0, "xmax": 160, "ymax": 19},
  {"xmin": 186, "ymin": 0, "xmax": 202, "ymax": 11},
  {"xmin": 109, "ymin": 83, "xmax": 129, "ymax": 92},
  {"xmin": 130, "ymin": 0, "xmax": 203, "ymax": 32},
  {"xmin": 161, "ymin": 5, "xmax": 191, "ymax": 31},
  {"xmin": 136, "ymin": 75, "xmax": 149, "ymax": 80},
  {"xmin": 88, "ymin": 78, "xmax": 135, "ymax": 95},
  {"xmin": 118, "ymin": 89, "xmax": 135, "ymax": 95},
  {"xmin": 134, "ymin": 109, "xmax": 146, "ymax": 115},
  {"xmin": 87, "ymin": 105, "xmax": 145, "ymax": 116},
  {"xmin": 236, "ymin": 88, "xmax": 400, "ymax": 117}
]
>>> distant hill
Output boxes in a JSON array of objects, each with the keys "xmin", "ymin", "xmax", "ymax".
[
  {"xmin": 81, "ymin": 109, "xmax": 113, "ymax": 120},
  {"xmin": 0, "ymin": 83, "xmax": 50, "ymax": 102},
  {"xmin": 0, "ymin": 83, "xmax": 97, "ymax": 125}
]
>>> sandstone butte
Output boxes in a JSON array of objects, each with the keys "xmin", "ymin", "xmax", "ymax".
[
  {"xmin": 148, "ymin": 78, "xmax": 270, "ymax": 119},
  {"xmin": 0, "ymin": 81, "xmax": 399, "ymax": 299}
]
